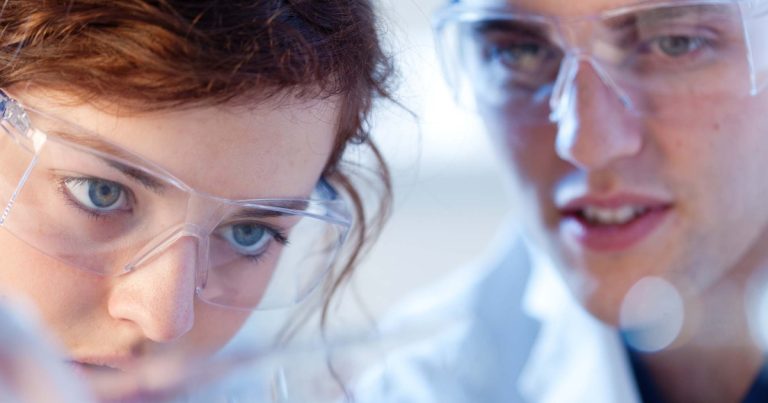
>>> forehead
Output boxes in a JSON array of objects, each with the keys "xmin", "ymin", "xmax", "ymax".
[
  {"xmin": 19, "ymin": 89, "xmax": 341, "ymax": 200},
  {"xmin": 459, "ymin": 0, "xmax": 702, "ymax": 17}
]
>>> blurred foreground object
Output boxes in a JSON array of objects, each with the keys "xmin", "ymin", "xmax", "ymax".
[
  {"xmin": 81, "ymin": 298, "xmax": 469, "ymax": 403},
  {"xmin": 0, "ymin": 301, "xmax": 90, "ymax": 402}
]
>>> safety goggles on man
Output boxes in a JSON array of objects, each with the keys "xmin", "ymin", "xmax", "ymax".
[
  {"xmin": 433, "ymin": 0, "xmax": 768, "ymax": 124},
  {"xmin": 0, "ymin": 91, "xmax": 352, "ymax": 311}
]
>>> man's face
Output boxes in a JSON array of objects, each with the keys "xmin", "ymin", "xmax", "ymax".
[{"xmin": 461, "ymin": 0, "xmax": 768, "ymax": 324}]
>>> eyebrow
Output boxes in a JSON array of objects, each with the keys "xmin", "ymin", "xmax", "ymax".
[
  {"xmin": 471, "ymin": 19, "xmax": 552, "ymax": 40},
  {"xmin": 231, "ymin": 201, "xmax": 310, "ymax": 219},
  {"xmin": 605, "ymin": 4, "xmax": 733, "ymax": 30},
  {"xmin": 636, "ymin": 4, "xmax": 730, "ymax": 21},
  {"xmin": 49, "ymin": 129, "xmax": 167, "ymax": 194},
  {"xmin": 106, "ymin": 160, "xmax": 166, "ymax": 193}
]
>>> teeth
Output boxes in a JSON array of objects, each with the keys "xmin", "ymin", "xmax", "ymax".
[{"xmin": 582, "ymin": 205, "xmax": 647, "ymax": 225}]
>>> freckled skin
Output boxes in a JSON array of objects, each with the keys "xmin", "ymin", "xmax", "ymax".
[{"xmin": 0, "ymin": 88, "xmax": 340, "ymax": 374}]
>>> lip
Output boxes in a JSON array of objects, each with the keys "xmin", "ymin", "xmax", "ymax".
[
  {"xmin": 68, "ymin": 356, "xmax": 135, "ymax": 373},
  {"xmin": 68, "ymin": 358, "xmax": 148, "ymax": 401},
  {"xmin": 558, "ymin": 193, "xmax": 674, "ymax": 252},
  {"xmin": 69, "ymin": 356, "xmax": 185, "ymax": 403}
]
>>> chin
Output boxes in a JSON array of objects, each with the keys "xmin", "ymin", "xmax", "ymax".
[
  {"xmin": 581, "ymin": 291, "xmax": 624, "ymax": 326},
  {"xmin": 564, "ymin": 267, "xmax": 636, "ymax": 327}
]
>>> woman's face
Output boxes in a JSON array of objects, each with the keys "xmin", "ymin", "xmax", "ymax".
[{"xmin": 0, "ymin": 88, "xmax": 340, "ymax": 385}]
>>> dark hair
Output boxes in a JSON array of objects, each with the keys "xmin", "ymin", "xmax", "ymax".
[{"xmin": 0, "ymin": 0, "xmax": 393, "ymax": 322}]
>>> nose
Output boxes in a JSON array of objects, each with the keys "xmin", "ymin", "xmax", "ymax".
[
  {"xmin": 107, "ymin": 236, "xmax": 198, "ymax": 342},
  {"xmin": 551, "ymin": 57, "xmax": 644, "ymax": 170}
]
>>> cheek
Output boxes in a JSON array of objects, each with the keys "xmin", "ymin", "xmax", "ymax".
[
  {"xmin": 658, "ymin": 102, "xmax": 768, "ymax": 212},
  {"xmin": 650, "ymin": 103, "xmax": 768, "ymax": 284},
  {"xmin": 0, "ymin": 228, "xmax": 105, "ymax": 332},
  {"xmin": 483, "ymin": 111, "xmax": 564, "ymax": 218},
  {"xmin": 187, "ymin": 304, "xmax": 251, "ymax": 353},
  {"xmin": 485, "ymin": 111, "xmax": 556, "ymax": 179}
]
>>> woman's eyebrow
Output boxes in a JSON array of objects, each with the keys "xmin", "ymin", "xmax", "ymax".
[
  {"xmin": 105, "ymin": 160, "xmax": 166, "ymax": 193},
  {"xmin": 49, "ymin": 129, "xmax": 167, "ymax": 194},
  {"xmin": 231, "ymin": 201, "xmax": 310, "ymax": 219},
  {"xmin": 231, "ymin": 209, "xmax": 286, "ymax": 219}
]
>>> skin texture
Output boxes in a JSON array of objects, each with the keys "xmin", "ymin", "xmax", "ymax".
[
  {"xmin": 462, "ymin": 0, "xmax": 768, "ymax": 401},
  {"xmin": 470, "ymin": 0, "xmax": 768, "ymax": 323},
  {"xmin": 0, "ymin": 87, "xmax": 340, "ymax": 391}
]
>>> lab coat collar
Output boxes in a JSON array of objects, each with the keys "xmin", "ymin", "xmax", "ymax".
[{"xmin": 516, "ymin": 240, "xmax": 641, "ymax": 403}]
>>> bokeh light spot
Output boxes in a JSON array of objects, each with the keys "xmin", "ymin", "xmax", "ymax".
[{"xmin": 620, "ymin": 277, "xmax": 684, "ymax": 353}]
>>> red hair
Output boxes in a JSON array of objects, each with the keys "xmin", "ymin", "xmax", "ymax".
[{"xmin": 0, "ymin": 0, "xmax": 393, "ymax": 321}]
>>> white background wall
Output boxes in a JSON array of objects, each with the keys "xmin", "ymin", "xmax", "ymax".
[
  {"xmin": 234, "ymin": 0, "xmax": 513, "ymax": 349},
  {"xmin": 340, "ymin": 0, "xmax": 512, "ymax": 320}
]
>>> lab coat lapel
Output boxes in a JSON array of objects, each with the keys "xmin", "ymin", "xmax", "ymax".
[{"xmin": 517, "ymin": 248, "xmax": 641, "ymax": 403}]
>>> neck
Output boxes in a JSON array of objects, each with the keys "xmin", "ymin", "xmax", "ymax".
[{"xmin": 635, "ymin": 253, "xmax": 768, "ymax": 403}]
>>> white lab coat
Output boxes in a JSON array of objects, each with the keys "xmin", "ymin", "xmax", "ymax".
[{"xmin": 353, "ymin": 226, "xmax": 643, "ymax": 403}]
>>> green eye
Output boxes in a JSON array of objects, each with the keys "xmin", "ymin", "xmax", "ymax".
[
  {"xmin": 489, "ymin": 42, "xmax": 553, "ymax": 71},
  {"xmin": 494, "ymin": 43, "xmax": 540, "ymax": 65},
  {"xmin": 656, "ymin": 36, "xmax": 706, "ymax": 57}
]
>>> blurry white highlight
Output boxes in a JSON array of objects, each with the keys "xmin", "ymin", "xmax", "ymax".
[{"xmin": 620, "ymin": 277, "xmax": 684, "ymax": 353}]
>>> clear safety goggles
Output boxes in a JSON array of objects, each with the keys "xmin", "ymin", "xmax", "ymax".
[
  {"xmin": 433, "ymin": 0, "xmax": 768, "ymax": 123},
  {"xmin": 0, "ymin": 91, "xmax": 352, "ymax": 311}
]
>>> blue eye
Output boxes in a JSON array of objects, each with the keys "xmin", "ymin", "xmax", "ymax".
[
  {"xmin": 220, "ymin": 222, "xmax": 276, "ymax": 257},
  {"xmin": 63, "ymin": 177, "xmax": 128, "ymax": 213},
  {"xmin": 233, "ymin": 224, "xmax": 267, "ymax": 247}
]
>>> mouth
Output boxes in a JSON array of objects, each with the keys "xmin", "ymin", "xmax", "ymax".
[
  {"xmin": 68, "ymin": 361, "xmax": 122, "ymax": 376},
  {"xmin": 559, "ymin": 196, "xmax": 673, "ymax": 252},
  {"xmin": 570, "ymin": 205, "xmax": 663, "ymax": 226},
  {"xmin": 68, "ymin": 359, "xmax": 146, "ymax": 402},
  {"xmin": 67, "ymin": 356, "xmax": 135, "ymax": 377}
]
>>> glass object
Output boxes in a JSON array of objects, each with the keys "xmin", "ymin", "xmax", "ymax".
[
  {"xmin": 433, "ymin": 0, "xmax": 768, "ymax": 123},
  {"xmin": 0, "ymin": 90, "xmax": 352, "ymax": 310}
]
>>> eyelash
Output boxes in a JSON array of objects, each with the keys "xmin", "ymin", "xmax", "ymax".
[
  {"xmin": 54, "ymin": 174, "xmax": 292, "ymax": 261},
  {"xmin": 270, "ymin": 230, "xmax": 289, "ymax": 246},
  {"xmin": 55, "ymin": 176, "xmax": 134, "ymax": 220},
  {"xmin": 224, "ymin": 224, "xmax": 290, "ymax": 263}
]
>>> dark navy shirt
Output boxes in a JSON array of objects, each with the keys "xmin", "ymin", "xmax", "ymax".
[{"xmin": 626, "ymin": 347, "xmax": 768, "ymax": 403}]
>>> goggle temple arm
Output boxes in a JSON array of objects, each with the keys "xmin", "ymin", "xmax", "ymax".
[{"xmin": 0, "ymin": 92, "xmax": 47, "ymax": 226}]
